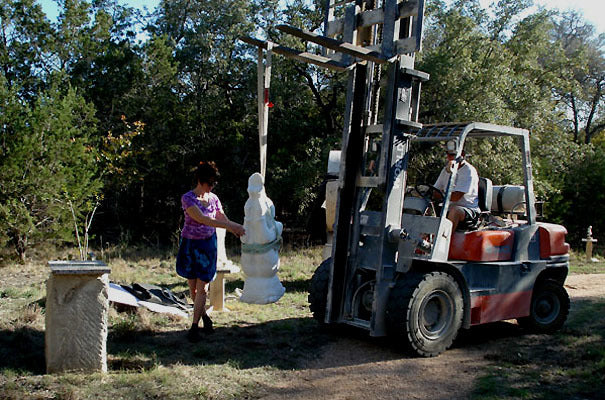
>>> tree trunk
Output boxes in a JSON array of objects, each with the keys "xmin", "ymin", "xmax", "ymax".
[
  {"xmin": 570, "ymin": 95, "xmax": 580, "ymax": 143},
  {"xmin": 15, "ymin": 236, "xmax": 27, "ymax": 264},
  {"xmin": 295, "ymin": 65, "xmax": 337, "ymax": 136},
  {"xmin": 583, "ymin": 79, "xmax": 604, "ymax": 144}
]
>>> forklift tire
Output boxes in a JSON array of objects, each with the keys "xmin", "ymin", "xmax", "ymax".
[
  {"xmin": 386, "ymin": 271, "xmax": 464, "ymax": 357},
  {"xmin": 517, "ymin": 279, "xmax": 570, "ymax": 333},
  {"xmin": 309, "ymin": 258, "xmax": 331, "ymax": 324}
]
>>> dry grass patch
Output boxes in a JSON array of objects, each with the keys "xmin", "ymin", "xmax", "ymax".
[{"xmin": 0, "ymin": 246, "xmax": 329, "ymax": 400}]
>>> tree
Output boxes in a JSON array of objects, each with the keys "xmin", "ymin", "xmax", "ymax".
[
  {"xmin": 0, "ymin": 0, "xmax": 54, "ymax": 101},
  {"xmin": 546, "ymin": 145, "xmax": 605, "ymax": 245},
  {"xmin": 0, "ymin": 75, "xmax": 101, "ymax": 261},
  {"xmin": 550, "ymin": 11, "xmax": 605, "ymax": 144},
  {"xmin": 419, "ymin": 0, "xmax": 516, "ymax": 124}
]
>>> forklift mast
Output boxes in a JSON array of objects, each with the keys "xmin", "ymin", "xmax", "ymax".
[
  {"xmin": 242, "ymin": 0, "xmax": 429, "ymax": 336},
  {"xmin": 320, "ymin": 0, "xmax": 428, "ymax": 336}
]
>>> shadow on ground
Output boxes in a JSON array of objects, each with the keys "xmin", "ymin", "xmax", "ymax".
[
  {"xmin": 453, "ymin": 320, "xmax": 525, "ymax": 349},
  {"xmin": 107, "ymin": 317, "xmax": 337, "ymax": 371},
  {"xmin": 468, "ymin": 299, "xmax": 605, "ymax": 400},
  {"xmin": 112, "ymin": 276, "xmax": 311, "ymax": 299},
  {"xmin": 0, "ymin": 327, "xmax": 45, "ymax": 374},
  {"xmin": 226, "ymin": 278, "xmax": 310, "ymax": 294},
  {"xmin": 0, "ymin": 318, "xmax": 534, "ymax": 376},
  {"xmin": 6, "ymin": 298, "xmax": 597, "ymax": 377}
]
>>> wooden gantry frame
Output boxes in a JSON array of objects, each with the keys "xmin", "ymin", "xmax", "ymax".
[{"xmin": 241, "ymin": 0, "xmax": 425, "ymax": 70}]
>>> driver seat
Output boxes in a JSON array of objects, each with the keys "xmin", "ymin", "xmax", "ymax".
[
  {"xmin": 467, "ymin": 177, "xmax": 492, "ymax": 230},
  {"xmin": 478, "ymin": 177, "xmax": 493, "ymax": 214}
]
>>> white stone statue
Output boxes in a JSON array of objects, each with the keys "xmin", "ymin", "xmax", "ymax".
[{"xmin": 239, "ymin": 173, "xmax": 285, "ymax": 304}]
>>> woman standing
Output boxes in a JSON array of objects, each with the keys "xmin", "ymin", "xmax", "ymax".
[{"xmin": 176, "ymin": 161, "xmax": 245, "ymax": 342}]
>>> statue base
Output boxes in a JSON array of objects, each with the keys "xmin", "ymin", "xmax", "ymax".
[{"xmin": 239, "ymin": 276, "xmax": 285, "ymax": 304}]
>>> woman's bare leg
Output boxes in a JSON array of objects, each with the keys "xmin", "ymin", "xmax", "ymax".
[
  {"xmin": 187, "ymin": 278, "xmax": 197, "ymax": 303},
  {"xmin": 192, "ymin": 279, "xmax": 209, "ymax": 326}
]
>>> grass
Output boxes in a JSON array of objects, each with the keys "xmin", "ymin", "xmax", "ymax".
[
  {"xmin": 470, "ymin": 298, "xmax": 605, "ymax": 400},
  {"xmin": 470, "ymin": 277, "xmax": 605, "ymax": 400},
  {"xmin": 569, "ymin": 249, "xmax": 604, "ymax": 274},
  {"xmin": 0, "ymin": 245, "xmax": 328, "ymax": 400},
  {"xmin": 0, "ymin": 244, "xmax": 603, "ymax": 399}
]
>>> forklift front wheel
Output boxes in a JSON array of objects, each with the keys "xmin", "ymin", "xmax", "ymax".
[
  {"xmin": 309, "ymin": 258, "xmax": 332, "ymax": 324},
  {"xmin": 517, "ymin": 279, "xmax": 570, "ymax": 333},
  {"xmin": 386, "ymin": 272, "xmax": 464, "ymax": 357}
]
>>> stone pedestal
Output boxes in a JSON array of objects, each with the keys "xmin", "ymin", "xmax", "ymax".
[
  {"xmin": 208, "ymin": 228, "xmax": 240, "ymax": 312},
  {"xmin": 582, "ymin": 238, "xmax": 598, "ymax": 262},
  {"xmin": 45, "ymin": 261, "xmax": 111, "ymax": 373},
  {"xmin": 216, "ymin": 227, "xmax": 236, "ymax": 270}
]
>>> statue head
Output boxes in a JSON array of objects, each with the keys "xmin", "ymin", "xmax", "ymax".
[{"xmin": 247, "ymin": 173, "xmax": 265, "ymax": 198}]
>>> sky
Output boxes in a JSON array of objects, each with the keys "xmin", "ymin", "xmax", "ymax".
[
  {"xmin": 37, "ymin": 0, "xmax": 605, "ymax": 34},
  {"xmin": 38, "ymin": 0, "xmax": 159, "ymax": 20},
  {"xmin": 491, "ymin": 0, "xmax": 605, "ymax": 34}
]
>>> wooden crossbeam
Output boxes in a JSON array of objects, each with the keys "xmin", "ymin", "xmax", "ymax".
[
  {"xmin": 240, "ymin": 37, "xmax": 353, "ymax": 72},
  {"xmin": 326, "ymin": 0, "xmax": 421, "ymax": 37},
  {"xmin": 356, "ymin": 176, "xmax": 383, "ymax": 188},
  {"xmin": 363, "ymin": 37, "xmax": 420, "ymax": 57},
  {"xmin": 396, "ymin": 37, "xmax": 420, "ymax": 55},
  {"xmin": 277, "ymin": 25, "xmax": 391, "ymax": 64},
  {"xmin": 402, "ymin": 67, "xmax": 430, "ymax": 81},
  {"xmin": 395, "ymin": 119, "xmax": 423, "ymax": 130}
]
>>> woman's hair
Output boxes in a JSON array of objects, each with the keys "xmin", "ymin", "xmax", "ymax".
[{"xmin": 195, "ymin": 161, "xmax": 220, "ymax": 185}]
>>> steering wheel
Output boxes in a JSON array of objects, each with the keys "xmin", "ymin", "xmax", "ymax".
[
  {"xmin": 404, "ymin": 184, "xmax": 445, "ymax": 216},
  {"xmin": 413, "ymin": 184, "xmax": 445, "ymax": 202}
]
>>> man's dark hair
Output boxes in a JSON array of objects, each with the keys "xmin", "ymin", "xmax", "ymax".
[{"xmin": 195, "ymin": 161, "xmax": 220, "ymax": 185}]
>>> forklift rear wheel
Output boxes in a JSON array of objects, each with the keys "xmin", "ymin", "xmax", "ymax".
[
  {"xmin": 386, "ymin": 272, "xmax": 463, "ymax": 357},
  {"xmin": 309, "ymin": 258, "xmax": 332, "ymax": 324},
  {"xmin": 517, "ymin": 279, "xmax": 569, "ymax": 333}
]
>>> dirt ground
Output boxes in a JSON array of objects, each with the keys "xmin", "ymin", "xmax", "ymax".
[{"xmin": 258, "ymin": 274, "xmax": 605, "ymax": 400}]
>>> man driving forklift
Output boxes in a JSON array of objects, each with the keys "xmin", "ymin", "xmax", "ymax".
[{"xmin": 433, "ymin": 140, "xmax": 480, "ymax": 231}]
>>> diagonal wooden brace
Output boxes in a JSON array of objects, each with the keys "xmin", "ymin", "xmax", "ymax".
[
  {"xmin": 276, "ymin": 24, "xmax": 392, "ymax": 64},
  {"xmin": 240, "ymin": 36, "xmax": 353, "ymax": 71}
]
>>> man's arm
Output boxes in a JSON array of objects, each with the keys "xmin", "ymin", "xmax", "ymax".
[
  {"xmin": 451, "ymin": 163, "xmax": 473, "ymax": 200},
  {"xmin": 450, "ymin": 191, "xmax": 465, "ymax": 202},
  {"xmin": 433, "ymin": 168, "xmax": 448, "ymax": 200}
]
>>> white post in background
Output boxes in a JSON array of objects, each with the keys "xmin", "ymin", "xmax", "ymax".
[
  {"xmin": 216, "ymin": 227, "xmax": 236, "ymax": 270},
  {"xmin": 257, "ymin": 42, "xmax": 273, "ymax": 179},
  {"xmin": 582, "ymin": 226, "xmax": 599, "ymax": 262},
  {"xmin": 209, "ymin": 228, "xmax": 240, "ymax": 312}
]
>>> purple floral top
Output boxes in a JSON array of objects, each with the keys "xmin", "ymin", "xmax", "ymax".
[{"xmin": 181, "ymin": 191, "xmax": 223, "ymax": 240}]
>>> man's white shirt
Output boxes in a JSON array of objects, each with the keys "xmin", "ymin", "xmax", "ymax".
[{"xmin": 434, "ymin": 161, "xmax": 480, "ymax": 211}]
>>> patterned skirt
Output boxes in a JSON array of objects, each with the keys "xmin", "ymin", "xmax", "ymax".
[{"xmin": 176, "ymin": 234, "xmax": 217, "ymax": 282}]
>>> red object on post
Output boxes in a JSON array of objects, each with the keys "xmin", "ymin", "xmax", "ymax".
[{"xmin": 264, "ymin": 88, "xmax": 274, "ymax": 108}]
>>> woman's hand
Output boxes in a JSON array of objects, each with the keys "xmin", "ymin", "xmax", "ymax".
[{"xmin": 228, "ymin": 221, "xmax": 246, "ymax": 237}]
